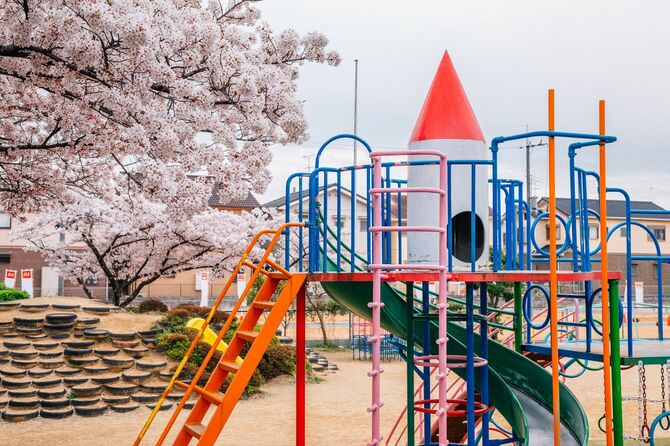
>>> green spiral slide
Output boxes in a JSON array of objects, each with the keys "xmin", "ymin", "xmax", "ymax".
[{"xmin": 320, "ymin": 272, "xmax": 588, "ymax": 445}]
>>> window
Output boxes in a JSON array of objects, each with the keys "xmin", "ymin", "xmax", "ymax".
[
  {"xmin": 620, "ymin": 227, "xmax": 627, "ymax": 237},
  {"xmin": 0, "ymin": 253, "xmax": 10, "ymax": 264},
  {"xmin": 650, "ymin": 226, "xmax": 666, "ymax": 242},
  {"xmin": 631, "ymin": 263, "xmax": 638, "ymax": 277},
  {"xmin": 332, "ymin": 216, "xmax": 346, "ymax": 230},
  {"xmin": 589, "ymin": 224, "xmax": 599, "ymax": 240},
  {"xmin": 359, "ymin": 218, "xmax": 368, "ymax": 232},
  {"xmin": 545, "ymin": 224, "xmax": 562, "ymax": 240},
  {"xmin": 0, "ymin": 213, "xmax": 10, "ymax": 229}
]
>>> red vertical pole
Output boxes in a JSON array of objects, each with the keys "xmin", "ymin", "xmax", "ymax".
[{"xmin": 296, "ymin": 283, "xmax": 306, "ymax": 446}]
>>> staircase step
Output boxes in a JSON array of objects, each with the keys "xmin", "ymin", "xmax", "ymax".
[
  {"xmin": 12, "ymin": 358, "xmax": 39, "ymax": 369},
  {"xmin": 112, "ymin": 339, "xmax": 140, "ymax": 349},
  {"xmin": 83, "ymin": 365, "xmax": 109, "ymax": 375},
  {"xmin": 8, "ymin": 388, "xmax": 37, "ymax": 398},
  {"xmin": 121, "ymin": 370, "xmax": 152, "ymax": 385},
  {"xmin": 74, "ymin": 403, "xmax": 108, "ymax": 417},
  {"xmin": 13, "ymin": 316, "xmax": 44, "ymax": 327},
  {"xmin": 26, "ymin": 333, "xmax": 48, "ymax": 340},
  {"xmin": 39, "ymin": 349, "xmax": 64, "ymax": 358},
  {"xmin": 10, "ymin": 349, "xmax": 38, "ymax": 360},
  {"xmin": 62, "ymin": 340, "xmax": 95, "ymax": 349},
  {"xmin": 135, "ymin": 359, "xmax": 167, "ymax": 372},
  {"xmin": 31, "ymin": 376, "xmax": 62, "ymax": 388},
  {"xmin": 184, "ymin": 422, "xmax": 206, "ymax": 439},
  {"xmin": 157, "ymin": 369, "xmax": 175, "ymax": 382},
  {"xmin": 102, "ymin": 394, "xmax": 131, "ymax": 405},
  {"xmin": 16, "ymin": 327, "xmax": 43, "ymax": 335},
  {"xmin": 131, "ymin": 392, "xmax": 160, "ymax": 404},
  {"xmin": 93, "ymin": 347, "xmax": 120, "ymax": 357},
  {"xmin": 109, "ymin": 331, "xmax": 137, "ymax": 341},
  {"xmin": 39, "ymin": 358, "xmax": 65, "ymax": 369},
  {"xmin": 52, "ymin": 304, "xmax": 80, "ymax": 311},
  {"xmin": 43, "ymin": 322, "xmax": 75, "ymax": 334},
  {"xmin": 102, "ymin": 355, "xmax": 135, "ymax": 370},
  {"xmin": 236, "ymin": 330, "xmax": 258, "ymax": 343},
  {"xmin": 146, "ymin": 401, "xmax": 173, "ymax": 411},
  {"xmin": 0, "ymin": 366, "xmax": 27, "ymax": 377},
  {"xmin": 123, "ymin": 347, "xmax": 149, "ymax": 358},
  {"xmin": 91, "ymin": 374, "xmax": 120, "ymax": 385},
  {"xmin": 9, "ymin": 397, "xmax": 40, "ymax": 409},
  {"xmin": 1, "ymin": 408, "xmax": 39, "ymax": 422},
  {"xmin": 110, "ymin": 402, "xmax": 140, "ymax": 413},
  {"xmin": 40, "ymin": 406, "xmax": 74, "ymax": 419},
  {"xmin": 252, "ymin": 301, "xmax": 275, "ymax": 311},
  {"xmin": 45, "ymin": 313, "xmax": 78, "ymax": 325},
  {"xmin": 83, "ymin": 328, "xmax": 110, "ymax": 340},
  {"xmin": 40, "ymin": 397, "xmax": 70, "ymax": 409},
  {"xmin": 54, "ymin": 366, "xmax": 79, "ymax": 376},
  {"xmin": 67, "ymin": 356, "xmax": 99, "ymax": 368},
  {"xmin": 140, "ymin": 382, "xmax": 166, "ymax": 394},
  {"xmin": 37, "ymin": 387, "xmax": 66, "ymax": 399},
  {"xmin": 218, "ymin": 360, "xmax": 241, "ymax": 374},
  {"xmin": 63, "ymin": 376, "xmax": 89, "ymax": 386},
  {"xmin": 64, "ymin": 347, "xmax": 93, "ymax": 357},
  {"xmin": 71, "ymin": 397, "xmax": 101, "ymax": 407},
  {"xmin": 71, "ymin": 383, "xmax": 102, "ymax": 397},
  {"xmin": 3, "ymin": 340, "xmax": 30, "ymax": 350},
  {"xmin": 104, "ymin": 382, "xmax": 138, "ymax": 396},
  {"xmin": 19, "ymin": 303, "xmax": 49, "ymax": 312},
  {"xmin": 1, "ymin": 376, "xmax": 32, "ymax": 388}
]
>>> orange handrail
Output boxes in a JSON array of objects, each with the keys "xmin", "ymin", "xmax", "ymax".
[{"xmin": 133, "ymin": 222, "xmax": 304, "ymax": 446}]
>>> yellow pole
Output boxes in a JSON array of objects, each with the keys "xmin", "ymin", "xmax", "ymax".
[
  {"xmin": 548, "ymin": 88, "xmax": 560, "ymax": 445},
  {"xmin": 599, "ymin": 100, "xmax": 614, "ymax": 446}
]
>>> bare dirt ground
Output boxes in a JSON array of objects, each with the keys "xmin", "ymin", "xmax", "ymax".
[{"xmin": 2, "ymin": 299, "xmax": 669, "ymax": 445}]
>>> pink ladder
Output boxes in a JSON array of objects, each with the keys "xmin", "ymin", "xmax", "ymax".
[{"xmin": 368, "ymin": 150, "xmax": 449, "ymax": 446}]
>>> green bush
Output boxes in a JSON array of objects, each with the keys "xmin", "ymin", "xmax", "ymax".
[
  {"xmin": 173, "ymin": 304, "xmax": 233, "ymax": 325},
  {"xmin": 0, "ymin": 288, "xmax": 30, "ymax": 301},
  {"xmin": 257, "ymin": 344, "xmax": 295, "ymax": 381},
  {"xmin": 138, "ymin": 299, "xmax": 168, "ymax": 313}
]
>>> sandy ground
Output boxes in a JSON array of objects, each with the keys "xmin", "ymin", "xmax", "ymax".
[
  {"xmin": 2, "ymin": 348, "xmax": 669, "ymax": 445},
  {"xmin": 2, "ymin": 298, "xmax": 670, "ymax": 444}
]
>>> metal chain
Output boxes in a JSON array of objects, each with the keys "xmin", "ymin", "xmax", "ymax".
[
  {"xmin": 641, "ymin": 362, "xmax": 650, "ymax": 443},
  {"xmin": 662, "ymin": 364, "xmax": 667, "ymax": 413},
  {"xmin": 637, "ymin": 361, "xmax": 644, "ymax": 445}
]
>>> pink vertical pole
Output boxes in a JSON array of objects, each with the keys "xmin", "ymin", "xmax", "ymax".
[
  {"xmin": 296, "ymin": 283, "xmax": 305, "ymax": 446},
  {"xmin": 437, "ymin": 156, "xmax": 448, "ymax": 445},
  {"xmin": 369, "ymin": 157, "xmax": 384, "ymax": 446}
]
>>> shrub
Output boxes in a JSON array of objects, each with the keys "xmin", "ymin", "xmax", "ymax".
[
  {"xmin": 138, "ymin": 299, "xmax": 168, "ymax": 313},
  {"xmin": 0, "ymin": 288, "xmax": 30, "ymax": 301},
  {"xmin": 257, "ymin": 344, "xmax": 295, "ymax": 381},
  {"xmin": 173, "ymin": 304, "xmax": 233, "ymax": 325}
]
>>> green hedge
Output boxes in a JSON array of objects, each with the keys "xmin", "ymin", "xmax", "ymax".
[{"xmin": 0, "ymin": 288, "xmax": 30, "ymax": 301}]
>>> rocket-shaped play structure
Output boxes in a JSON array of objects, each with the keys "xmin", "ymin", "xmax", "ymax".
[{"xmin": 407, "ymin": 51, "xmax": 489, "ymax": 268}]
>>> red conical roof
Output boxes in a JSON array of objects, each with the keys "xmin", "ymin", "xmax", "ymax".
[{"xmin": 409, "ymin": 51, "xmax": 484, "ymax": 143}]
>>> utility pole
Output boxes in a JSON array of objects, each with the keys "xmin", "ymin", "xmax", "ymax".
[
  {"xmin": 523, "ymin": 125, "xmax": 547, "ymax": 211},
  {"xmin": 353, "ymin": 59, "xmax": 359, "ymax": 165},
  {"xmin": 302, "ymin": 155, "xmax": 313, "ymax": 171}
]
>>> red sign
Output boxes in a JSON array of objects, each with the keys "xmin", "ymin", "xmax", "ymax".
[
  {"xmin": 5, "ymin": 271, "xmax": 15, "ymax": 279},
  {"xmin": 21, "ymin": 270, "xmax": 32, "ymax": 279},
  {"xmin": 200, "ymin": 271, "xmax": 209, "ymax": 282}
]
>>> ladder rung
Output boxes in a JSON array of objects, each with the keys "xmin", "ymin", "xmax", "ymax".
[
  {"xmin": 370, "ymin": 187, "xmax": 444, "ymax": 195},
  {"xmin": 268, "ymin": 272, "xmax": 289, "ymax": 279},
  {"xmin": 253, "ymin": 301, "xmax": 275, "ymax": 311},
  {"xmin": 184, "ymin": 422, "xmax": 206, "ymax": 439},
  {"xmin": 236, "ymin": 330, "xmax": 258, "ymax": 343},
  {"xmin": 369, "ymin": 225, "xmax": 445, "ymax": 233},
  {"xmin": 174, "ymin": 380, "xmax": 223, "ymax": 404},
  {"xmin": 219, "ymin": 359, "xmax": 241, "ymax": 374}
]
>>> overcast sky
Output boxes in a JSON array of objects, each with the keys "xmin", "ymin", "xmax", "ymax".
[{"xmin": 258, "ymin": 1, "xmax": 670, "ymax": 208}]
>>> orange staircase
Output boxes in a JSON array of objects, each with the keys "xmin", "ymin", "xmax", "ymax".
[{"xmin": 133, "ymin": 223, "xmax": 306, "ymax": 446}]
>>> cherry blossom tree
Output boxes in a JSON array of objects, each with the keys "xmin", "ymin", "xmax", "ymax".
[
  {"xmin": 17, "ymin": 173, "xmax": 277, "ymax": 306},
  {"xmin": 0, "ymin": 0, "xmax": 340, "ymax": 213},
  {"xmin": 2, "ymin": 0, "xmax": 340, "ymax": 304}
]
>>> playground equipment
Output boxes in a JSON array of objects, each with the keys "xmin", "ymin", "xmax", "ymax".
[{"xmin": 135, "ymin": 50, "xmax": 670, "ymax": 445}]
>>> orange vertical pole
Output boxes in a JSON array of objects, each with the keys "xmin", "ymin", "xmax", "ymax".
[
  {"xmin": 547, "ymin": 89, "xmax": 560, "ymax": 446},
  {"xmin": 599, "ymin": 99, "xmax": 614, "ymax": 446}
]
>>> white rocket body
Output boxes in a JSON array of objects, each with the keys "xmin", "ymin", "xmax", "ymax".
[{"xmin": 406, "ymin": 51, "xmax": 489, "ymax": 269}]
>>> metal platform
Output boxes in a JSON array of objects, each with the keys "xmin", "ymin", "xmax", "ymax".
[
  {"xmin": 523, "ymin": 339, "xmax": 670, "ymax": 365},
  {"xmin": 309, "ymin": 270, "xmax": 622, "ymax": 283}
]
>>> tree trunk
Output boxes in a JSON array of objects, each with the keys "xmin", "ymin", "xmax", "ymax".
[{"xmin": 306, "ymin": 293, "xmax": 328, "ymax": 345}]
